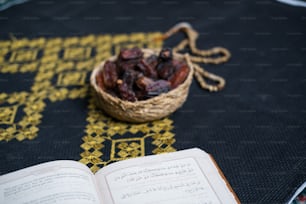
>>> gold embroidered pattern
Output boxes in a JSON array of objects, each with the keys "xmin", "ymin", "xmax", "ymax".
[
  {"xmin": 79, "ymin": 90, "xmax": 176, "ymax": 173},
  {"xmin": 63, "ymin": 47, "xmax": 92, "ymax": 60},
  {"xmin": 56, "ymin": 71, "xmax": 87, "ymax": 86},
  {"xmin": 0, "ymin": 105, "xmax": 18, "ymax": 124},
  {"xmin": 0, "ymin": 32, "xmax": 176, "ymax": 172},
  {"xmin": 10, "ymin": 49, "xmax": 39, "ymax": 63}
]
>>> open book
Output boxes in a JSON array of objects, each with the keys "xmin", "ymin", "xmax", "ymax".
[{"xmin": 0, "ymin": 148, "xmax": 240, "ymax": 204}]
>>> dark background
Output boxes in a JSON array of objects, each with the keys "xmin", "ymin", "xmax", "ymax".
[{"xmin": 1, "ymin": 0, "xmax": 306, "ymax": 203}]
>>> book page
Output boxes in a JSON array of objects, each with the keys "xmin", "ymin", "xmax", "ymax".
[
  {"xmin": 0, "ymin": 160, "xmax": 102, "ymax": 204},
  {"xmin": 95, "ymin": 148, "xmax": 238, "ymax": 204}
]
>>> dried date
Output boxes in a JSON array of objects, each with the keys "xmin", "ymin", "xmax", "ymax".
[
  {"xmin": 146, "ymin": 80, "xmax": 171, "ymax": 97},
  {"xmin": 156, "ymin": 49, "xmax": 177, "ymax": 79},
  {"xmin": 158, "ymin": 48, "xmax": 172, "ymax": 61},
  {"xmin": 96, "ymin": 70, "xmax": 105, "ymax": 90},
  {"xmin": 116, "ymin": 70, "xmax": 140, "ymax": 101},
  {"xmin": 97, "ymin": 47, "xmax": 189, "ymax": 101},
  {"xmin": 156, "ymin": 61, "xmax": 175, "ymax": 80},
  {"xmin": 102, "ymin": 61, "xmax": 118, "ymax": 89},
  {"xmin": 136, "ymin": 59, "xmax": 158, "ymax": 79},
  {"xmin": 145, "ymin": 54, "xmax": 158, "ymax": 69},
  {"xmin": 118, "ymin": 82, "xmax": 137, "ymax": 102},
  {"xmin": 136, "ymin": 76, "xmax": 170, "ymax": 98},
  {"xmin": 119, "ymin": 47, "xmax": 143, "ymax": 60},
  {"xmin": 135, "ymin": 76, "xmax": 155, "ymax": 90},
  {"xmin": 169, "ymin": 64, "xmax": 189, "ymax": 89}
]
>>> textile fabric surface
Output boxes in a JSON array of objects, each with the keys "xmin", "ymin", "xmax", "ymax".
[{"xmin": 0, "ymin": 1, "xmax": 305, "ymax": 203}]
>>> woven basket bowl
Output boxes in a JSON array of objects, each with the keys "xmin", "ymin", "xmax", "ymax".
[{"xmin": 90, "ymin": 48, "xmax": 194, "ymax": 123}]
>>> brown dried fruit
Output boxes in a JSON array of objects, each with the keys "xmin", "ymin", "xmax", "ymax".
[
  {"xmin": 135, "ymin": 76, "xmax": 170, "ymax": 98},
  {"xmin": 135, "ymin": 76, "xmax": 155, "ymax": 90},
  {"xmin": 159, "ymin": 48, "xmax": 172, "ymax": 61},
  {"xmin": 118, "ymin": 82, "xmax": 137, "ymax": 102},
  {"xmin": 136, "ymin": 59, "xmax": 158, "ymax": 79},
  {"xmin": 96, "ymin": 47, "xmax": 189, "ymax": 101},
  {"xmin": 146, "ymin": 80, "xmax": 171, "ymax": 97},
  {"xmin": 96, "ymin": 70, "xmax": 105, "ymax": 90},
  {"xmin": 169, "ymin": 64, "xmax": 189, "ymax": 89},
  {"xmin": 102, "ymin": 61, "xmax": 118, "ymax": 89},
  {"xmin": 117, "ymin": 70, "xmax": 138, "ymax": 101},
  {"xmin": 145, "ymin": 54, "xmax": 158, "ymax": 69},
  {"xmin": 117, "ymin": 59, "xmax": 139, "ymax": 73},
  {"xmin": 157, "ymin": 61, "xmax": 175, "ymax": 80},
  {"xmin": 119, "ymin": 47, "xmax": 143, "ymax": 60}
]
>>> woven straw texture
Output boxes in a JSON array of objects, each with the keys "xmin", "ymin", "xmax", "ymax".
[{"xmin": 90, "ymin": 49, "xmax": 194, "ymax": 123}]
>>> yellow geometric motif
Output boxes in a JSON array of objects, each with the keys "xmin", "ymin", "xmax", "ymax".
[
  {"xmin": 0, "ymin": 32, "xmax": 176, "ymax": 172},
  {"xmin": 79, "ymin": 90, "xmax": 176, "ymax": 172},
  {"xmin": 63, "ymin": 47, "xmax": 92, "ymax": 60},
  {"xmin": 9, "ymin": 49, "xmax": 39, "ymax": 63},
  {"xmin": 57, "ymin": 71, "xmax": 87, "ymax": 86},
  {"xmin": 0, "ymin": 105, "xmax": 18, "ymax": 124}
]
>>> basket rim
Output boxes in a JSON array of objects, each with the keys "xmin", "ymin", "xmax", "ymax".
[{"xmin": 90, "ymin": 48, "xmax": 194, "ymax": 106}]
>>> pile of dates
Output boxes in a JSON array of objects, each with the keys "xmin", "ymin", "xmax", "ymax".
[{"xmin": 96, "ymin": 47, "xmax": 189, "ymax": 102}]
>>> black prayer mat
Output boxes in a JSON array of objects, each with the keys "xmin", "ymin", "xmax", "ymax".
[{"xmin": 0, "ymin": 1, "xmax": 305, "ymax": 203}]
